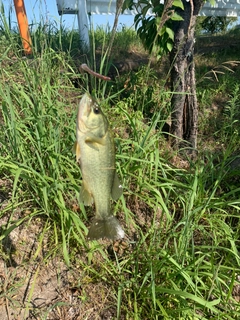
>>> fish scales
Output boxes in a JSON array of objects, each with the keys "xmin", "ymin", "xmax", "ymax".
[
  {"xmin": 74, "ymin": 93, "xmax": 124, "ymax": 240},
  {"xmin": 79, "ymin": 129, "xmax": 114, "ymax": 217}
]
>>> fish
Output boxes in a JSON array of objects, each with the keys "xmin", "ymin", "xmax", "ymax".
[{"xmin": 73, "ymin": 93, "xmax": 125, "ymax": 240}]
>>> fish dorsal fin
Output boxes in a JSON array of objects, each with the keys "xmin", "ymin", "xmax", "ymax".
[
  {"xmin": 73, "ymin": 141, "xmax": 81, "ymax": 162},
  {"xmin": 111, "ymin": 172, "xmax": 123, "ymax": 200},
  {"xmin": 80, "ymin": 180, "xmax": 94, "ymax": 206}
]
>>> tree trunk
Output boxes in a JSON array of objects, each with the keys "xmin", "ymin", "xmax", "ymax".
[{"xmin": 169, "ymin": 0, "xmax": 204, "ymax": 152}]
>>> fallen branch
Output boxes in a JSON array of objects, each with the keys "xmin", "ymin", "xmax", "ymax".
[{"xmin": 80, "ymin": 64, "xmax": 111, "ymax": 81}]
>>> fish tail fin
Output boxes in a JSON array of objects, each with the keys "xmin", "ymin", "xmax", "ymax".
[{"xmin": 88, "ymin": 216, "xmax": 124, "ymax": 240}]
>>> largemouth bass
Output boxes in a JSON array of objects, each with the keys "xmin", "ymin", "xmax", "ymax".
[{"xmin": 74, "ymin": 93, "xmax": 125, "ymax": 240}]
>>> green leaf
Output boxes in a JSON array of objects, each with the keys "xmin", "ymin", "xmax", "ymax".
[
  {"xmin": 122, "ymin": 0, "xmax": 134, "ymax": 12},
  {"xmin": 171, "ymin": 12, "xmax": 184, "ymax": 21},
  {"xmin": 142, "ymin": 5, "xmax": 150, "ymax": 17},
  {"xmin": 173, "ymin": 0, "xmax": 184, "ymax": 10},
  {"xmin": 166, "ymin": 27, "xmax": 174, "ymax": 41},
  {"xmin": 156, "ymin": 287, "xmax": 220, "ymax": 313},
  {"xmin": 209, "ymin": 0, "xmax": 216, "ymax": 5},
  {"xmin": 166, "ymin": 41, "xmax": 173, "ymax": 52}
]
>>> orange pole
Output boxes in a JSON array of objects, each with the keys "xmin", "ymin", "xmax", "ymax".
[{"xmin": 13, "ymin": 0, "xmax": 32, "ymax": 55}]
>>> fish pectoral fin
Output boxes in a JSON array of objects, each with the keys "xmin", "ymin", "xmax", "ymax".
[
  {"xmin": 73, "ymin": 141, "xmax": 81, "ymax": 162},
  {"xmin": 85, "ymin": 134, "xmax": 105, "ymax": 151},
  {"xmin": 80, "ymin": 181, "xmax": 94, "ymax": 206},
  {"xmin": 111, "ymin": 172, "xmax": 123, "ymax": 200}
]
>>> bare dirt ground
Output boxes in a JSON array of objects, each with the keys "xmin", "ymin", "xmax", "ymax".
[
  {"xmin": 0, "ymin": 203, "xmax": 122, "ymax": 320},
  {"xmin": 0, "ymin": 170, "xmax": 160, "ymax": 320},
  {"xmin": 0, "ymin": 179, "xmax": 161, "ymax": 319},
  {"xmin": 0, "ymin": 189, "xmax": 72, "ymax": 320}
]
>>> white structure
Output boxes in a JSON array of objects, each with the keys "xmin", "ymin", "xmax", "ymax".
[
  {"xmin": 201, "ymin": 0, "xmax": 240, "ymax": 16},
  {"xmin": 57, "ymin": 0, "xmax": 90, "ymax": 50},
  {"xmin": 56, "ymin": 0, "xmax": 240, "ymax": 49}
]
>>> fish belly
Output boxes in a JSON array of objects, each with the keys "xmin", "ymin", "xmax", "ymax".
[{"xmin": 79, "ymin": 135, "xmax": 124, "ymax": 240}]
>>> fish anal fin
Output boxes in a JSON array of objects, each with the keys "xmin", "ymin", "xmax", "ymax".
[{"xmin": 111, "ymin": 172, "xmax": 123, "ymax": 200}]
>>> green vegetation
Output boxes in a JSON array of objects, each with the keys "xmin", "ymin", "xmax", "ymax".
[
  {"xmin": 0, "ymin": 14, "xmax": 240, "ymax": 320},
  {"xmin": 123, "ymin": 0, "xmax": 185, "ymax": 57},
  {"xmin": 198, "ymin": 16, "xmax": 237, "ymax": 35}
]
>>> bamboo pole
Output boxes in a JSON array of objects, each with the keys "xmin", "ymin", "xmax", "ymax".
[{"xmin": 13, "ymin": 0, "xmax": 32, "ymax": 55}]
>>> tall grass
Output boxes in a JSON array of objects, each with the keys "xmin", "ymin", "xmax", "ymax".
[
  {"xmin": 0, "ymin": 22, "xmax": 90, "ymax": 265},
  {"xmin": 0, "ymin": 13, "xmax": 239, "ymax": 319}
]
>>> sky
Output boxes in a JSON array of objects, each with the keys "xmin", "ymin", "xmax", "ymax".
[
  {"xmin": 3, "ymin": 1, "xmax": 240, "ymax": 32},
  {"xmin": 2, "ymin": 0, "xmax": 135, "ymax": 30}
]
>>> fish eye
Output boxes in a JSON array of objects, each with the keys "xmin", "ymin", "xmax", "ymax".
[{"xmin": 93, "ymin": 105, "xmax": 101, "ymax": 114}]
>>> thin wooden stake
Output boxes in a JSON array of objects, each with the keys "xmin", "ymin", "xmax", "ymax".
[{"xmin": 14, "ymin": 0, "xmax": 32, "ymax": 55}]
